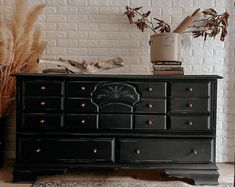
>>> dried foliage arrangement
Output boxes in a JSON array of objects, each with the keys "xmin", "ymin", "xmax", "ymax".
[
  {"xmin": 0, "ymin": 0, "xmax": 47, "ymax": 118},
  {"xmin": 124, "ymin": 6, "xmax": 229, "ymax": 41}
]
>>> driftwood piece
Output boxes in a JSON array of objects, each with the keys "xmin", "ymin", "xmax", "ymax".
[
  {"xmin": 38, "ymin": 57, "xmax": 124, "ymax": 74},
  {"xmin": 173, "ymin": 8, "xmax": 201, "ymax": 33}
]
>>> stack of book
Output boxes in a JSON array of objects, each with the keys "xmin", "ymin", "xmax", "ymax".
[{"xmin": 152, "ymin": 61, "xmax": 184, "ymax": 75}]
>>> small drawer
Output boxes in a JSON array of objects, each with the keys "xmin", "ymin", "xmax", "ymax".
[
  {"xmin": 22, "ymin": 114, "xmax": 63, "ymax": 129},
  {"xmin": 66, "ymin": 99, "xmax": 98, "ymax": 113},
  {"xmin": 170, "ymin": 82, "xmax": 210, "ymax": 98},
  {"xmin": 23, "ymin": 81, "xmax": 63, "ymax": 96},
  {"xmin": 67, "ymin": 81, "xmax": 96, "ymax": 97},
  {"xmin": 18, "ymin": 138, "xmax": 115, "ymax": 163},
  {"xmin": 170, "ymin": 98, "xmax": 210, "ymax": 113},
  {"xmin": 135, "ymin": 115, "xmax": 166, "ymax": 130},
  {"xmin": 170, "ymin": 116, "xmax": 210, "ymax": 131},
  {"xmin": 119, "ymin": 139, "xmax": 213, "ymax": 163},
  {"xmin": 100, "ymin": 114, "xmax": 132, "ymax": 129},
  {"xmin": 23, "ymin": 97, "xmax": 63, "ymax": 112},
  {"xmin": 135, "ymin": 99, "xmax": 166, "ymax": 113},
  {"xmin": 67, "ymin": 114, "xmax": 98, "ymax": 129},
  {"xmin": 136, "ymin": 82, "xmax": 166, "ymax": 99}
]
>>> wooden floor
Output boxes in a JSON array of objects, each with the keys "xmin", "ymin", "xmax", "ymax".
[{"xmin": 0, "ymin": 163, "xmax": 233, "ymax": 187}]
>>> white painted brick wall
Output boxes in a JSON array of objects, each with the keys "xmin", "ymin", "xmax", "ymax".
[{"xmin": 2, "ymin": 0, "xmax": 235, "ymax": 162}]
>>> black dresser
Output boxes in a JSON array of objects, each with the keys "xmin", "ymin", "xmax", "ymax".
[{"xmin": 12, "ymin": 73, "xmax": 222, "ymax": 185}]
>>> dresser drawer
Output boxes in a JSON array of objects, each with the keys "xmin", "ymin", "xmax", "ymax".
[
  {"xmin": 136, "ymin": 82, "xmax": 166, "ymax": 99},
  {"xmin": 67, "ymin": 81, "xmax": 96, "ymax": 97},
  {"xmin": 119, "ymin": 139, "xmax": 213, "ymax": 163},
  {"xmin": 135, "ymin": 99, "xmax": 166, "ymax": 113},
  {"xmin": 170, "ymin": 82, "xmax": 210, "ymax": 98},
  {"xmin": 22, "ymin": 114, "xmax": 63, "ymax": 129},
  {"xmin": 170, "ymin": 98, "xmax": 210, "ymax": 113},
  {"xmin": 23, "ymin": 97, "xmax": 63, "ymax": 112},
  {"xmin": 170, "ymin": 116, "xmax": 210, "ymax": 131},
  {"xmin": 67, "ymin": 114, "xmax": 98, "ymax": 129},
  {"xmin": 134, "ymin": 115, "xmax": 166, "ymax": 130},
  {"xmin": 100, "ymin": 114, "xmax": 132, "ymax": 129},
  {"xmin": 23, "ymin": 81, "xmax": 63, "ymax": 96},
  {"xmin": 18, "ymin": 138, "xmax": 115, "ymax": 163},
  {"xmin": 66, "ymin": 99, "xmax": 98, "ymax": 113}
]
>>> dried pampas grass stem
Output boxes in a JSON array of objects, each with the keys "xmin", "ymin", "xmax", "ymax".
[{"xmin": 0, "ymin": 0, "xmax": 47, "ymax": 118}]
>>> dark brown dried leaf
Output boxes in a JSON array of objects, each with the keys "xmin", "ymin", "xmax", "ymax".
[
  {"xmin": 136, "ymin": 19, "xmax": 147, "ymax": 32},
  {"xmin": 124, "ymin": 9, "xmax": 135, "ymax": 24},
  {"xmin": 134, "ymin": 6, "xmax": 142, "ymax": 11},
  {"xmin": 143, "ymin": 11, "xmax": 151, "ymax": 18}
]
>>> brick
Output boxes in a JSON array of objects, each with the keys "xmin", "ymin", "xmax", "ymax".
[
  {"xmin": 99, "ymin": 40, "xmax": 120, "ymax": 48},
  {"xmin": 119, "ymin": 40, "xmax": 140, "ymax": 48},
  {"xmin": 99, "ymin": 7, "xmax": 120, "ymax": 15},
  {"xmin": 88, "ymin": 15, "xmax": 109, "ymax": 23},
  {"xmin": 78, "ymin": 7, "xmax": 99, "ymax": 14},
  {"xmin": 129, "ymin": 0, "xmax": 151, "ymax": 7},
  {"xmin": 68, "ymin": 15, "xmax": 88, "ymax": 23},
  {"xmin": 68, "ymin": 0, "xmax": 87, "ymax": 6},
  {"xmin": 79, "ymin": 40, "xmax": 98, "ymax": 47},
  {"xmin": 45, "ymin": 7, "xmax": 57, "ymax": 14},
  {"xmin": 68, "ymin": 31, "xmax": 88, "ymax": 39},
  {"xmin": 79, "ymin": 23, "xmax": 98, "ymax": 31},
  {"xmin": 193, "ymin": 0, "xmax": 216, "ymax": 7},
  {"xmin": 88, "ymin": 0, "xmax": 109, "ymax": 6},
  {"xmin": 57, "ymin": 39, "xmax": 77, "ymax": 47},
  {"xmin": 172, "ymin": 0, "xmax": 193, "ymax": 7},
  {"xmin": 89, "ymin": 32, "xmax": 109, "ymax": 40},
  {"xmin": 46, "ymin": 31, "xmax": 67, "ymax": 38},
  {"xmin": 46, "ymin": 0, "xmax": 67, "ymax": 6},
  {"xmin": 88, "ymin": 48, "xmax": 109, "ymax": 56},
  {"xmin": 47, "ymin": 15, "xmax": 67, "ymax": 22},
  {"xmin": 109, "ymin": 0, "xmax": 129, "ymax": 6},
  {"xmin": 109, "ymin": 48, "xmax": 129, "ymax": 56},
  {"xmin": 47, "ymin": 47, "xmax": 67, "ymax": 55},
  {"xmin": 109, "ymin": 32, "xmax": 129, "ymax": 40},
  {"xmin": 57, "ymin": 23, "xmax": 77, "ymax": 31},
  {"xmin": 57, "ymin": 7, "xmax": 78, "ymax": 14},
  {"xmin": 152, "ymin": 0, "xmax": 173, "ymax": 7},
  {"xmin": 67, "ymin": 48, "xmax": 88, "ymax": 56},
  {"xmin": 38, "ymin": 23, "xmax": 56, "ymax": 31},
  {"xmin": 99, "ymin": 24, "xmax": 119, "ymax": 32}
]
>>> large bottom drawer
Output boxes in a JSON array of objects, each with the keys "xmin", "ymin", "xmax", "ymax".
[
  {"xmin": 18, "ymin": 138, "xmax": 115, "ymax": 163},
  {"xmin": 119, "ymin": 139, "xmax": 213, "ymax": 163}
]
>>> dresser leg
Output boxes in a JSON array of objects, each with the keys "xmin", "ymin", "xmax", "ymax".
[
  {"xmin": 165, "ymin": 169, "xmax": 219, "ymax": 185},
  {"xmin": 13, "ymin": 167, "xmax": 67, "ymax": 183}
]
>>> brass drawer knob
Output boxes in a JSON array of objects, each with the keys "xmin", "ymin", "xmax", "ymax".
[
  {"xmin": 147, "ymin": 104, "xmax": 153, "ymax": 108},
  {"xmin": 186, "ymin": 120, "xmax": 193, "ymax": 126},
  {"xmin": 186, "ymin": 103, "xmax": 193, "ymax": 108},
  {"xmin": 191, "ymin": 149, "xmax": 198, "ymax": 155},
  {"xmin": 81, "ymin": 119, "xmax": 86, "ymax": 124},
  {"xmin": 40, "ymin": 119, "xmax": 46, "ymax": 124},
  {"xmin": 35, "ymin": 148, "xmax": 41, "ymax": 153},
  {"xmin": 81, "ymin": 103, "xmax": 86, "ymax": 107},
  {"xmin": 146, "ymin": 120, "xmax": 152, "ymax": 125},
  {"xmin": 81, "ymin": 86, "xmax": 86, "ymax": 91},
  {"xmin": 147, "ymin": 87, "xmax": 153, "ymax": 92},
  {"xmin": 40, "ymin": 86, "xmax": 46, "ymax": 90},
  {"xmin": 40, "ymin": 101, "xmax": 46, "ymax": 106},
  {"xmin": 93, "ymin": 149, "xmax": 97, "ymax": 154},
  {"xmin": 186, "ymin": 87, "xmax": 193, "ymax": 92},
  {"xmin": 135, "ymin": 149, "xmax": 140, "ymax": 155}
]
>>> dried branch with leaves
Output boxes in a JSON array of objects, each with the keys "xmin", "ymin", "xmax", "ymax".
[
  {"xmin": 124, "ymin": 6, "xmax": 229, "ymax": 41},
  {"xmin": 124, "ymin": 6, "xmax": 171, "ymax": 33},
  {"xmin": 0, "ymin": 0, "xmax": 47, "ymax": 118},
  {"xmin": 189, "ymin": 8, "xmax": 229, "ymax": 41}
]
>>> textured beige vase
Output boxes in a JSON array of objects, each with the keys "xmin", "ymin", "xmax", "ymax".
[{"xmin": 150, "ymin": 33, "xmax": 181, "ymax": 62}]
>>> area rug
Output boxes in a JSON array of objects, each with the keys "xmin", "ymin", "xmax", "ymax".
[
  {"xmin": 33, "ymin": 180, "xmax": 233, "ymax": 187},
  {"xmin": 33, "ymin": 170, "xmax": 234, "ymax": 187}
]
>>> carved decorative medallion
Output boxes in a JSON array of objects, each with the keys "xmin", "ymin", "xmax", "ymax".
[{"xmin": 92, "ymin": 82, "xmax": 140, "ymax": 106}]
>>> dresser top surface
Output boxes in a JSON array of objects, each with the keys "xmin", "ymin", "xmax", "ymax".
[{"xmin": 12, "ymin": 73, "xmax": 222, "ymax": 80}]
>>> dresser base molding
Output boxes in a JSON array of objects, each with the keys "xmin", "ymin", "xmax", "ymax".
[
  {"xmin": 165, "ymin": 169, "xmax": 219, "ymax": 185},
  {"xmin": 13, "ymin": 163, "xmax": 219, "ymax": 185}
]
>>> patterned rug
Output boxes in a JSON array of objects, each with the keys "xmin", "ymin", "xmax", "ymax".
[{"xmin": 32, "ymin": 170, "xmax": 234, "ymax": 187}]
